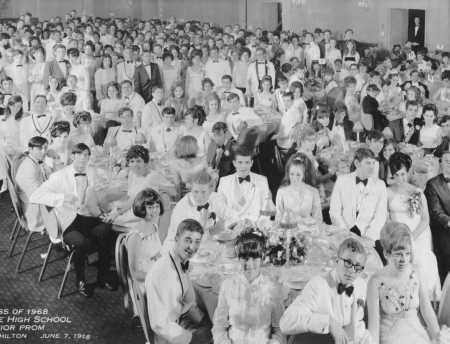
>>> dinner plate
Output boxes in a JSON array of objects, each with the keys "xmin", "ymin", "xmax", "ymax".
[
  {"xmin": 213, "ymin": 231, "xmax": 237, "ymax": 243},
  {"xmin": 285, "ymin": 280, "xmax": 306, "ymax": 291}
]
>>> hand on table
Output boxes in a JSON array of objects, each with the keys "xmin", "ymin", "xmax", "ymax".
[{"xmin": 330, "ymin": 317, "xmax": 349, "ymax": 344}]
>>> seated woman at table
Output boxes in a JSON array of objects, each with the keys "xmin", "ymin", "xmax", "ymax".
[
  {"xmin": 108, "ymin": 145, "xmax": 175, "ymax": 226},
  {"xmin": 203, "ymin": 93, "xmax": 227, "ymax": 138},
  {"xmin": 103, "ymin": 107, "xmax": 146, "ymax": 153},
  {"xmin": 99, "ymin": 81, "xmax": 124, "ymax": 128},
  {"xmin": 46, "ymin": 120, "xmax": 71, "ymax": 169},
  {"xmin": 180, "ymin": 106, "xmax": 209, "ymax": 157},
  {"xmin": 367, "ymin": 222, "xmax": 440, "ymax": 344},
  {"xmin": 69, "ymin": 111, "xmax": 95, "ymax": 149},
  {"xmin": 387, "ymin": 152, "xmax": 441, "ymax": 301},
  {"xmin": 126, "ymin": 188, "xmax": 164, "ymax": 287},
  {"xmin": 276, "ymin": 153, "xmax": 322, "ymax": 224},
  {"xmin": 167, "ymin": 135, "xmax": 208, "ymax": 198},
  {"xmin": 212, "ymin": 228, "xmax": 286, "ymax": 344},
  {"xmin": 280, "ymin": 238, "xmax": 372, "ymax": 344}
]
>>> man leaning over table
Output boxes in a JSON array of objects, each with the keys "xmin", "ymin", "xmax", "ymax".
[
  {"xmin": 30, "ymin": 143, "xmax": 117, "ymax": 297},
  {"xmin": 163, "ymin": 169, "xmax": 233, "ymax": 250},
  {"xmin": 329, "ymin": 147, "xmax": 388, "ymax": 263},
  {"xmin": 280, "ymin": 238, "xmax": 373, "ymax": 344},
  {"xmin": 146, "ymin": 219, "xmax": 212, "ymax": 344}
]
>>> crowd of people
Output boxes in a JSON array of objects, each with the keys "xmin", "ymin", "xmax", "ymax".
[{"xmin": 2, "ymin": 8, "xmax": 450, "ymax": 344}]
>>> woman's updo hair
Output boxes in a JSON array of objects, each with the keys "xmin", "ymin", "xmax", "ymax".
[
  {"xmin": 380, "ymin": 221, "xmax": 413, "ymax": 256},
  {"xmin": 235, "ymin": 227, "xmax": 266, "ymax": 260},
  {"xmin": 73, "ymin": 111, "xmax": 92, "ymax": 128},
  {"xmin": 282, "ymin": 152, "xmax": 316, "ymax": 187},
  {"xmin": 126, "ymin": 145, "xmax": 150, "ymax": 164},
  {"xmin": 132, "ymin": 188, "xmax": 164, "ymax": 218},
  {"xmin": 186, "ymin": 105, "xmax": 206, "ymax": 126},
  {"xmin": 50, "ymin": 120, "xmax": 70, "ymax": 138},
  {"xmin": 389, "ymin": 151, "xmax": 412, "ymax": 175}
]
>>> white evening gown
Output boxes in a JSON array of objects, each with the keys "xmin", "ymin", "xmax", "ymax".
[{"xmin": 388, "ymin": 191, "xmax": 441, "ymax": 301}]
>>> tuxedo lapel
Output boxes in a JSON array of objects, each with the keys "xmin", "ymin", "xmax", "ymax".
[{"xmin": 435, "ymin": 175, "xmax": 450, "ymax": 212}]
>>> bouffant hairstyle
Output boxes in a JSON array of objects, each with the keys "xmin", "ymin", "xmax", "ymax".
[
  {"xmin": 281, "ymin": 153, "xmax": 316, "ymax": 187},
  {"xmin": 380, "ymin": 221, "xmax": 413, "ymax": 256},
  {"xmin": 389, "ymin": 152, "xmax": 412, "ymax": 175},
  {"xmin": 50, "ymin": 121, "xmax": 70, "ymax": 138},
  {"xmin": 126, "ymin": 145, "xmax": 150, "ymax": 164},
  {"xmin": 132, "ymin": 188, "xmax": 164, "ymax": 218},
  {"xmin": 235, "ymin": 227, "xmax": 266, "ymax": 260}
]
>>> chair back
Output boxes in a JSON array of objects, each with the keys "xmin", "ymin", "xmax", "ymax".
[
  {"xmin": 39, "ymin": 204, "xmax": 62, "ymax": 244},
  {"xmin": 134, "ymin": 287, "xmax": 154, "ymax": 344},
  {"xmin": 439, "ymin": 273, "xmax": 450, "ymax": 326},
  {"xmin": 5, "ymin": 174, "xmax": 27, "ymax": 229},
  {"xmin": 115, "ymin": 232, "xmax": 132, "ymax": 310}
]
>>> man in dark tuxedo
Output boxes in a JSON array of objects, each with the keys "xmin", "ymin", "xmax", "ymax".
[
  {"xmin": 206, "ymin": 122, "xmax": 235, "ymax": 178},
  {"xmin": 42, "ymin": 44, "xmax": 70, "ymax": 88},
  {"xmin": 134, "ymin": 50, "xmax": 162, "ymax": 103},
  {"xmin": 425, "ymin": 150, "xmax": 450, "ymax": 282},
  {"xmin": 408, "ymin": 17, "xmax": 425, "ymax": 52}
]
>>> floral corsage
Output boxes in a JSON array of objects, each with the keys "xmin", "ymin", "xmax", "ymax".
[{"xmin": 407, "ymin": 191, "xmax": 422, "ymax": 216}]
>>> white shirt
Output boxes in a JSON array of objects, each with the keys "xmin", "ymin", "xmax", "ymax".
[
  {"xmin": 19, "ymin": 114, "xmax": 55, "ymax": 150},
  {"xmin": 204, "ymin": 59, "xmax": 231, "ymax": 88}
]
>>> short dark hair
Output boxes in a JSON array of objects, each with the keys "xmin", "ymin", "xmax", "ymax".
[
  {"xmin": 212, "ymin": 121, "xmax": 227, "ymax": 133},
  {"xmin": 71, "ymin": 143, "xmax": 91, "ymax": 155},
  {"xmin": 231, "ymin": 144, "xmax": 253, "ymax": 161},
  {"xmin": 28, "ymin": 136, "xmax": 48, "ymax": 148},
  {"xmin": 162, "ymin": 106, "xmax": 176, "ymax": 116},
  {"xmin": 118, "ymin": 106, "xmax": 133, "ymax": 117},
  {"xmin": 126, "ymin": 145, "xmax": 149, "ymax": 164},
  {"xmin": 50, "ymin": 121, "xmax": 70, "ymax": 137},
  {"xmin": 132, "ymin": 188, "xmax": 164, "ymax": 218},
  {"xmin": 73, "ymin": 111, "xmax": 92, "ymax": 127},
  {"xmin": 175, "ymin": 218, "xmax": 204, "ymax": 238},
  {"xmin": 186, "ymin": 106, "xmax": 206, "ymax": 126},
  {"xmin": 354, "ymin": 147, "xmax": 376, "ymax": 162}
]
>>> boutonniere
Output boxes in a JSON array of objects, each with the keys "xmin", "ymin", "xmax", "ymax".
[
  {"xmin": 224, "ymin": 150, "xmax": 230, "ymax": 157},
  {"xmin": 357, "ymin": 298, "xmax": 365, "ymax": 308}
]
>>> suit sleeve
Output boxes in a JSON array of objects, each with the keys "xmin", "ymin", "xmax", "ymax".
[
  {"xmin": 329, "ymin": 176, "xmax": 348, "ymax": 229},
  {"xmin": 15, "ymin": 162, "xmax": 41, "ymax": 198},
  {"xmin": 425, "ymin": 181, "xmax": 450, "ymax": 229},
  {"xmin": 134, "ymin": 67, "xmax": 142, "ymax": 96},
  {"xmin": 153, "ymin": 63, "xmax": 163, "ymax": 88},
  {"xmin": 279, "ymin": 277, "xmax": 330, "ymax": 335}
]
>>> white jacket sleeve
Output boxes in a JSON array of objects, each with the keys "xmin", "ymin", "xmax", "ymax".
[
  {"xmin": 280, "ymin": 277, "xmax": 330, "ymax": 335},
  {"xmin": 329, "ymin": 176, "xmax": 348, "ymax": 230},
  {"xmin": 29, "ymin": 172, "xmax": 65, "ymax": 208},
  {"xmin": 145, "ymin": 273, "xmax": 192, "ymax": 344}
]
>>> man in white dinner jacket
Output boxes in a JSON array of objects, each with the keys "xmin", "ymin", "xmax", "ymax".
[
  {"xmin": 217, "ymin": 144, "xmax": 271, "ymax": 224},
  {"xmin": 329, "ymin": 147, "xmax": 387, "ymax": 259},
  {"xmin": 246, "ymin": 47, "xmax": 275, "ymax": 98},
  {"xmin": 280, "ymin": 238, "xmax": 372, "ymax": 344},
  {"xmin": 146, "ymin": 219, "xmax": 212, "ymax": 344},
  {"xmin": 164, "ymin": 169, "xmax": 233, "ymax": 250},
  {"xmin": 30, "ymin": 143, "xmax": 117, "ymax": 297}
]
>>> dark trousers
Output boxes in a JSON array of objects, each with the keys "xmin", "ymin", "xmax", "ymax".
[
  {"xmin": 289, "ymin": 333, "xmax": 334, "ymax": 344},
  {"xmin": 351, "ymin": 225, "xmax": 387, "ymax": 265},
  {"xmin": 389, "ymin": 118, "xmax": 403, "ymax": 142},
  {"xmin": 63, "ymin": 214, "xmax": 113, "ymax": 282},
  {"xmin": 436, "ymin": 252, "xmax": 450, "ymax": 284}
]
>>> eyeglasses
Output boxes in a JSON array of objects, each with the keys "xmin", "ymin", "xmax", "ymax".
[{"xmin": 338, "ymin": 257, "xmax": 364, "ymax": 273}]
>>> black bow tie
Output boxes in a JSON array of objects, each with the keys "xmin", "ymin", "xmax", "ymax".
[
  {"xmin": 122, "ymin": 129, "xmax": 132, "ymax": 133},
  {"xmin": 57, "ymin": 60, "xmax": 65, "ymax": 63},
  {"xmin": 356, "ymin": 177, "xmax": 368, "ymax": 186},
  {"xmin": 126, "ymin": 60, "xmax": 133, "ymax": 64},
  {"xmin": 217, "ymin": 145, "xmax": 225, "ymax": 150},
  {"xmin": 197, "ymin": 203, "xmax": 209, "ymax": 211},
  {"xmin": 181, "ymin": 261, "xmax": 189, "ymax": 272},
  {"xmin": 231, "ymin": 112, "xmax": 239, "ymax": 115},
  {"xmin": 166, "ymin": 127, "xmax": 172, "ymax": 132},
  {"xmin": 38, "ymin": 160, "xmax": 44, "ymax": 164},
  {"xmin": 74, "ymin": 173, "xmax": 87, "ymax": 177},
  {"xmin": 37, "ymin": 114, "xmax": 46, "ymax": 118},
  {"xmin": 16, "ymin": 64, "xmax": 23, "ymax": 67},
  {"xmin": 238, "ymin": 175, "xmax": 250, "ymax": 184},
  {"xmin": 257, "ymin": 61, "xmax": 266, "ymax": 64},
  {"xmin": 337, "ymin": 283, "xmax": 354, "ymax": 297}
]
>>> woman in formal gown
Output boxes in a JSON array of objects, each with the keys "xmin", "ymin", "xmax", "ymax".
[
  {"xmin": 275, "ymin": 153, "xmax": 322, "ymax": 224},
  {"xmin": 180, "ymin": 106, "xmax": 209, "ymax": 157},
  {"xmin": 387, "ymin": 152, "xmax": 441, "ymax": 301},
  {"xmin": 367, "ymin": 222, "xmax": 440, "ymax": 344},
  {"xmin": 212, "ymin": 228, "xmax": 286, "ymax": 344},
  {"xmin": 28, "ymin": 47, "xmax": 46, "ymax": 102},
  {"xmin": 46, "ymin": 120, "xmax": 71, "ymax": 169}
]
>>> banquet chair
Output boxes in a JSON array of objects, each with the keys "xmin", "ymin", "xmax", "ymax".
[
  {"xmin": 38, "ymin": 204, "xmax": 77, "ymax": 298},
  {"xmin": 115, "ymin": 232, "xmax": 132, "ymax": 311},
  {"xmin": 439, "ymin": 273, "xmax": 450, "ymax": 326},
  {"xmin": 134, "ymin": 285, "xmax": 154, "ymax": 344}
]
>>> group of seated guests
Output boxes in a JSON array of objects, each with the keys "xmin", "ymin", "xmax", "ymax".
[{"xmin": 2, "ymin": 10, "xmax": 450, "ymax": 344}]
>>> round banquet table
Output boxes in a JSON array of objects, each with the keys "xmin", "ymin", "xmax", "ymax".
[{"xmin": 189, "ymin": 224, "xmax": 383, "ymax": 322}]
